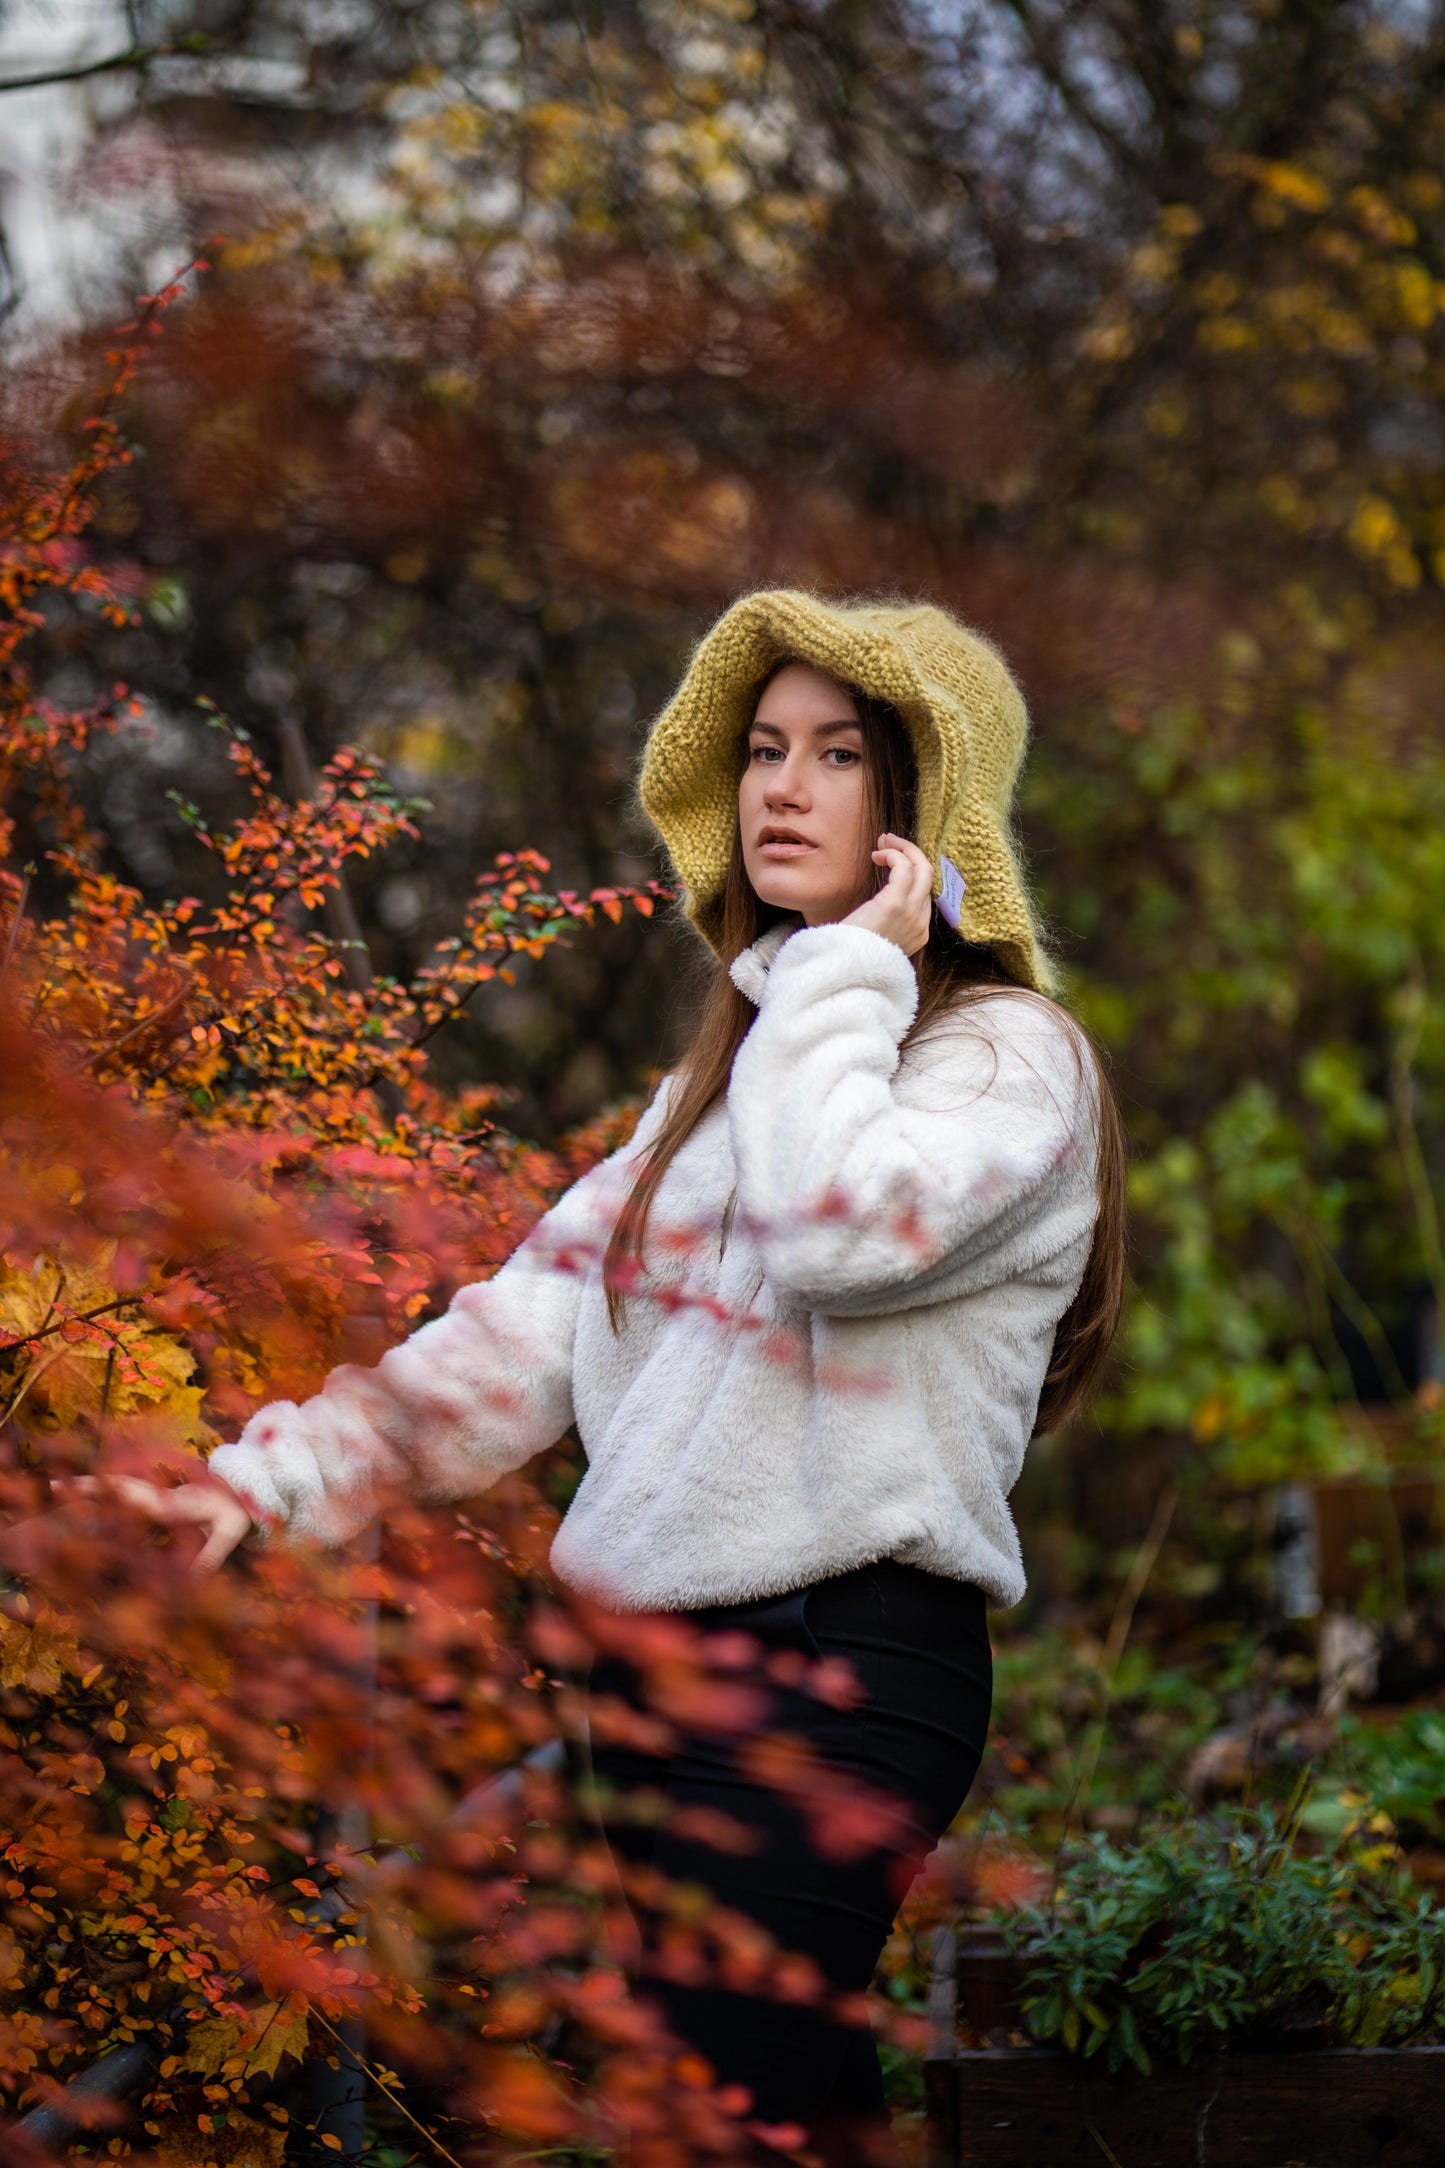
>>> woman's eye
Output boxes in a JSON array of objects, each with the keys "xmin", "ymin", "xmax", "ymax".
[
  {"xmin": 825, "ymin": 747, "xmax": 861, "ymax": 765},
  {"xmin": 750, "ymin": 743, "xmax": 783, "ymax": 761}
]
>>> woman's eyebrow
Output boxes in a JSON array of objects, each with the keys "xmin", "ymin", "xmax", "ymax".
[{"xmin": 748, "ymin": 715, "xmax": 863, "ymax": 739}]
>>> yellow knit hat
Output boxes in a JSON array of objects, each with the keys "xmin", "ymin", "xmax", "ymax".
[{"xmin": 638, "ymin": 588, "xmax": 1058, "ymax": 996}]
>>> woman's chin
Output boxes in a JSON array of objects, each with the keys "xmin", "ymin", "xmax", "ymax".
[{"xmin": 749, "ymin": 869, "xmax": 830, "ymax": 918}]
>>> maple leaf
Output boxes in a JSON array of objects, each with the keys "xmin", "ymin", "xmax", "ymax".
[
  {"xmin": 0, "ymin": 1247, "xmax": 214, "ymax": 1446},
  {"xmin": 180, "ymin": 2013, "xmax": 243, "ymax": 2077},
  {"xmin": 0, "ymin": 1620, "xmax": 78, "ymax": 1695},
  {"xmin": 237, "ymin": 1992, "xmax": 310, "ymax": 2079}
]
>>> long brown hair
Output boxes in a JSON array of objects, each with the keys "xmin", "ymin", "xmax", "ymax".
[{"xmin": 606, "ymin": 676, "xmax": 1127, "ymax": 1437}]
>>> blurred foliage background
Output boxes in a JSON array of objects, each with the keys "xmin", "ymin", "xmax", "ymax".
[{"xmin": 4, "ymin": 0, "xmax": 1445, "ymax": 1959}]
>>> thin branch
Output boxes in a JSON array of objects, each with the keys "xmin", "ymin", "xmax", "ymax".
[
  {"xmin": 1389, "ymin": 964, "xmax": 1445, "ymax": 1317},
  {"xmin": 0, "ymin": 863, "xmax": 35, "ymax": 993},
  {"xmin": 273, "ymin": 713, "xmax": 407, "ymax": 1124},
  {"xmin": 307, "ymin": 2007, "xmax": 465, "ymax": 2168},
  {"xmin": 46, "ymin": 250, "xmax": 213, "ymax": 543},
  {"xmin": 98, "ymin": 1345, "xmax": 118, "ymax": 1447},
  {"xmin": 408, "ymin": 955, "xmax": 540, "ymax": 1056},
  {"xmin": 0, "ymin": 43, "xmax": 189, "ymax": 96},
  {"xmin": 1087, "ymin": 2123, "xmax": 1126, "ymax": 2168},
  {"xmin": 1272, "ymin": 1206, "xmax": 1411, "ymax": 1405},
  {"xmin": 0, "ymin": 1296, "xmax": 144, "ymax": 1358},
  {"xmin": 88, "ymin": 972, "xmax": 196, "ymax": 1071},
  {"xmin": 32, "ymin": 1261, "xmax": 67, "ymax": 1351},
  {"xmin": 1283, "ymin": 1218, "xmax": 1356, "ymax": 1402},
  {"xmin": 1100, "ymin": 1482, "xmax": 1179, "ymax": 1683},
  {"xmin": 274, "ymin": 719, "xmax": 373, "ymax": 995},
  {"xmin": 1053, "ymin": 1482, "xmax": 1179, "ymax": 1881},
  {"xmin": 1315, "ymin": 1242, "xmax": 1413, "ymax": 1407},
  {"xmin": 0, "ymin": 1345, "xmax": 70, "ymax": 1429}
]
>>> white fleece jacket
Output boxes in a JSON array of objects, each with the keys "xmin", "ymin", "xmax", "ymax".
[{"xmin": 209, "ymin": 921, "xmax": 1102, "ymax": 1611}]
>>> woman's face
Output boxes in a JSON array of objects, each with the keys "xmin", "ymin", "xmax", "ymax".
[{"xmin": 738, "ymin": 663, "xmax": 874, "ymax": 926}]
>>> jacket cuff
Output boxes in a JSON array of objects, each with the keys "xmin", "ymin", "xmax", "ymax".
[
  {"xmin": 755, "ymin": 921, "xmax": 919, "ymax": 1038},
  {"xmin": 207, "ymin": 1435, "xmax": 290, "ymax": 1534}
]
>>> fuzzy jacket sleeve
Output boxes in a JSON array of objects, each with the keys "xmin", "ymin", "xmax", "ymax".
[
  {"xmin": 206, "ymin": 1096, "xmax": 668, "ymax": 1544},
  {"xmin": 726, "ymin": 922, "xmax": 1100, "ymax": 1317}
]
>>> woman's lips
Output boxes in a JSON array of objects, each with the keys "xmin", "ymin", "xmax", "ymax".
[{"xmin": 757, "ymin": 832, "xmax": 816, "ymax": 857}]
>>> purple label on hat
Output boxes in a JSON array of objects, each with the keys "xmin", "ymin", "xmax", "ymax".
[{"xmin": 937, "ymin": 855, "xmax": 967, "ymax": 930}]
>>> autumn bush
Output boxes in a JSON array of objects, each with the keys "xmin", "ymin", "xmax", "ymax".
[{"xmin": 0, "ymin": 284, "xmax": 929, "ymax": 2167}]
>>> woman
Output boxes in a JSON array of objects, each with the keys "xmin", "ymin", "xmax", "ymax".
[{"xmin": 85, "ymin": 591, "xmax": 1125, "ymax": 2165}]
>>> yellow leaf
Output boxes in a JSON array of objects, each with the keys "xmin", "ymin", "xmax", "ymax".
[
  {"xmin": 238, "ymin": 1994, "xmax": 309, "ymax": 2080},
  {"xmin": 0, "ymin": 1249, "xmax": 215, "ymax": 1446},
  {"xmin": 1191, "ymin": 1395, "xmax": 1227, "ymax": 1444},
  {"xmin": 1395, "ymin": 261, "xmax": 1437, "ymax": 330},
  {"xmin": 180, "ymin": 2015, "xmax": 242, "ymax": 2078},
  {"xmin": 1253, "ymin": 160, "xmax": 1330, "ymax": 214},
  {"xmin": 0, "ymin": 1620, "xmax": 79, "ymax": 1694},
  {"xmin": 321, "ymin": 2134, "xmax": 343, "ymax": 2151},
  {"xmin": 1347, "ymin": 492, "xmax": 1406, "ymax": 559}
]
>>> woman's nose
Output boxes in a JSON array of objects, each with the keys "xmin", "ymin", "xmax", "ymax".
[{"xmin": 764, "ymin": 760, "xmax": 808, "ymax": 810}]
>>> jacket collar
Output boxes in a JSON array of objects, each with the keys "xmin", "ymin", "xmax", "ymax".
[{"xmin": 728, "ymin": 917, "xmax": 802, "ymax": 1006}]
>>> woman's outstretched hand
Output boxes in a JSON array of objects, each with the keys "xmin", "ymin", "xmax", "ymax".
[
  {"xmin": 53, "ymin": 1470, "xmax": 255, "ymax": 1574},
  {"xmin": 842, "ymin": 833, "xmax": 934, "ymax": 956}
]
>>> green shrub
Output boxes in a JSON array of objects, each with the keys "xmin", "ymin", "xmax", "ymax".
[{"xmin": 1001, "ymin": 1805, "xmax": 1445, "ymax": 2072}]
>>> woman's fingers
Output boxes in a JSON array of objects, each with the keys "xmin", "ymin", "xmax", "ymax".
[
  {"xmin": 192, "ymin": 1496, "xmax": 255, "ymax": 1574},
  {"xmin": 844, "ymin": 834, "xmax": 934, "ymax": 955},
  {"xmin": 876, "ymin": 833, "xmax": 932, "ymax": 885},
  {"xmin": 57, "ymin": 1472, "xmax": 181, "ymax": 1519},
  {"xmin": 875, "ymin": 837, "xmax": 931, "ymax": 896},
  {"xmin": 877, "ymin": 836, "xmax": 934, "ymax": 945},
  {"xmin": 49, "ymin": 1471, "xmax": 253, "ymax": 1572}
]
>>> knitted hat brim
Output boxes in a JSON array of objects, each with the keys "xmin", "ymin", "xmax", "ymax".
[{"xmin": 638, "ymin": 589, "xmax": 1057, "ymax": 995}]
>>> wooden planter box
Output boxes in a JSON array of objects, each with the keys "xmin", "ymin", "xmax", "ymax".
[{"xmin": 924, "ymin": 1926, "xmax": 1445, "ymax": 2168}]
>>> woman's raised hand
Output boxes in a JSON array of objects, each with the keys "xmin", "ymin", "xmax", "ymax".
[
  {"xmin": 842, "ymin": 833, "xmax": 934, "ymax": 956},
  {"xmin": 54, "ymin": 1470, "xmax": 255, "ymax": 1574}
]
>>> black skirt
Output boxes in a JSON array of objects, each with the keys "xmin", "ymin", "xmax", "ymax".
[{"xmin": 585, "ymin": 1553, "xmax": 993, "ymax": 2134}]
